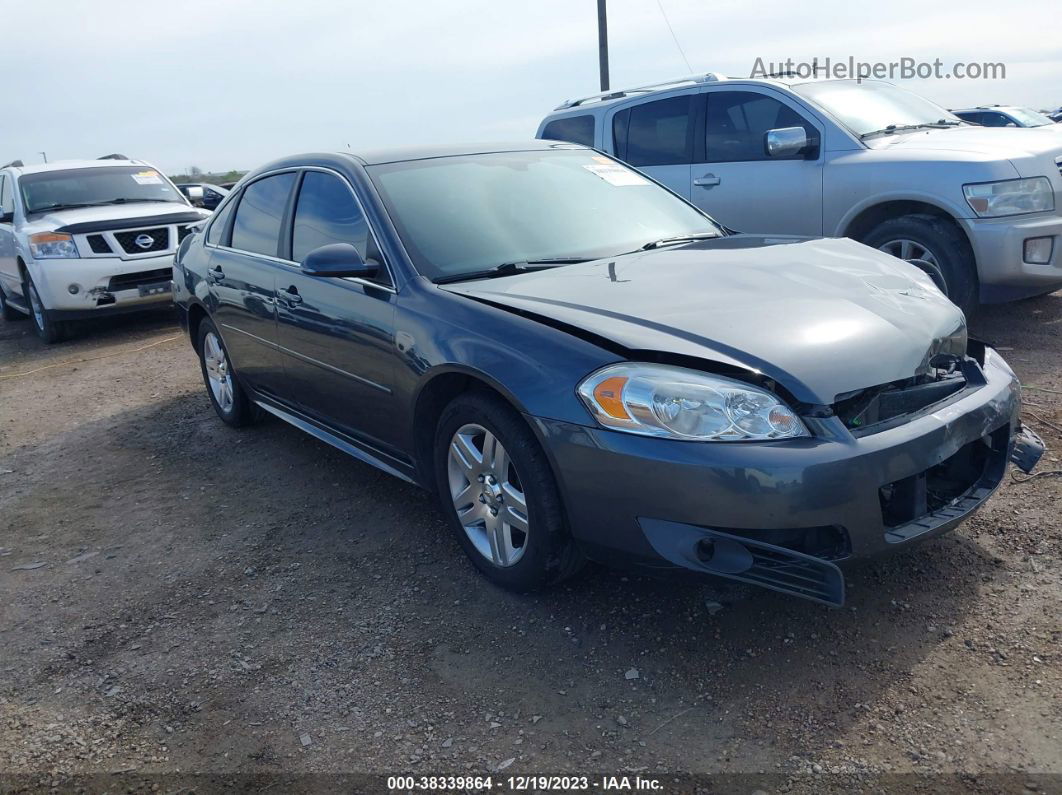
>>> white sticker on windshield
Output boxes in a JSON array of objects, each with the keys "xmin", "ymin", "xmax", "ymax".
[
  {"xmin": 131, "ymin": 170, "xmax": 163, "ymax": 185},
  {"xmin": 583, "ymin": 164, "xmax": 649, "ymax": 186}
]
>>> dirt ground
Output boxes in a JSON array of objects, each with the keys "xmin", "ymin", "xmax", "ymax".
[{"xmin": 1, "ymin": 294, "xmax": 1059, "ymax": 793}]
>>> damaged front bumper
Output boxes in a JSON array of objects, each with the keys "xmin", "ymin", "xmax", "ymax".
[{"xmin": 534, "ymin": 346, "xmax": 1045, "ymax": 607}]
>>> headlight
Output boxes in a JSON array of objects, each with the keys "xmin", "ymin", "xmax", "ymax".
[
  {"xmin": 29, "ymin": 232, "xmax": 79, "ymax": 259},
  {"xmin": 963, "ymin": 177, "xmax": 1054, "ymax": 218},
  {"xmin": 577, "ymin": 363, "xmax": 808, "ymax": 441}
]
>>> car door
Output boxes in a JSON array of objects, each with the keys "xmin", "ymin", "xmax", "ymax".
[
  {"xmin": 691, "ymin": 88, "xmax": 824, "ymax": 236},
  {"xmin": 0, "ymin": 172, "xmax": 20, "ymax": 298},
  {"xmin": 208, "ymin": 171, "xmax": 296, "ymax": 401},
  {"xmin": 274, "ymin": 168, "xmax": 400, "ymax": 455},
  {"xmin": 608, "ymin": 93, "xmax": 695, "ymax": 199}
]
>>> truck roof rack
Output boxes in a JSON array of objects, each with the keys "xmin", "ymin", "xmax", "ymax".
[
  {"xmin": 554, "ymin": 72, "xmax": 728, "ymax": 110},
  {"xmin": 98, "ymin": 153, "xmax": 131, "ymax": 160},
  {"xmin": 2, "ymin": 159, "xmax": 24, "ymax": 168}
]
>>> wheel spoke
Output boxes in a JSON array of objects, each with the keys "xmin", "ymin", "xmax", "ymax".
[
  {"xmin": 451, "ymin": 482, "xmax": 477, "ymax": 511},
  {"xmin": 503, "ymin": 504, "xmax": 529, "ymax": 534},
  {"xmin": 501, "ymin": 482, "xmax": 526, "ymax": 511},
  {"xmin": 449, "ymin": 437, "xmax": 478, "ymax": 474},
  {"xmin": 487, "ymin": 517, "xmax": 515, "ymax": 566},
  {"xmin": 899, "ymin": 240, "xmax": 912, "ymax": 260}
]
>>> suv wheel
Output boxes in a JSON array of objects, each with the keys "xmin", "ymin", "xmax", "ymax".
[
  {"xmin": 433, "ymin": 391, "xmax": 584, "ymax": 591},
  {"xmin": 0, "ymin": 284, "xmax": 25, "ymax": 322},
  {"xmin": 862, "ymin": 214, "xmax": 978, "ymax": 315},
  {"xmin": 197, "ymin": 318, "xmax": 258, "ymax": 427},
  {"xmin": 24, "ymin": 275, "xmax": 68, "ymax": 343}
]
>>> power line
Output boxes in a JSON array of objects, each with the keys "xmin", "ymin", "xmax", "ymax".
[{"xmin": 654, "ymin": 0, "xmax": 692, "ymax": 73}]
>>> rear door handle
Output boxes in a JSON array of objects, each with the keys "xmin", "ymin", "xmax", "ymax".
[
  {"xmin": 693, "ymin": 173, "xmax": 721, "ymax": 187},
  {"xmin": 205, "ymin": 266, "xmax": 224, "ymax": 283},
  {"xmin": 282, "ymin": 285, "xmax": 303, "ymax": 305}
]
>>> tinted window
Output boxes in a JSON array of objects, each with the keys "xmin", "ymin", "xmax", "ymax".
[
  {"xmin": 206, "ymin": 199, "xmax": 235, "ymax": 245},
  {"xmin": 620, "ymin": 96, "xmax": 692, "ymax": 167},
  {"xmin": 292, "ymin": 172, "xmax": 371, "ymax": 262},
  {"xmin": 541, "ymin": 115, "xmax": 596, "ymax": 146},
  {"xmin": 230, "ymin": 172, "xmax": 296, "ymax": 257},
  {"xmin": 980, "ymin": 112, "xmax": 1012, "ymax": 127},
  {"xmin": 17, "ymin": 166, "xmax": 184, "ymax": 213},
  {"xmin": 706, "ymin": 91, "xmax": 814, "ymax": 162},
  {"xmin": 954, "ymin": 111, "xmax": 982, "ymax": 124}
]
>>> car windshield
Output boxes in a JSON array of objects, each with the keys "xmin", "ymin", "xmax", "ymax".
[
  {"xmin": 367, "ymin": 148, "xmax": 722, "ymax": 280},
  {"xmin": 1006, "ymin": 107, "xmax": 1054, "ymax": 127},
  {"xmin": 19, "ymin": 166, "xmax": 185, "ymax": 213},
  {"xmin": 793, "ymin": 80, "xmax": 962, "ymax": 137}
]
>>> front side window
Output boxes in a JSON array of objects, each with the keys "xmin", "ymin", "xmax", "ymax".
[
  {"xmin": 17, "ymin": 166, "xmax": 185, "ymax": 214},
  {"xmin": 613, "ymin": 96, "xmax": 693, "ymax": 167},
  {"xmin": 541, "ymin": 115, "xmax": 596, "ymax": 147},
  {"xmin": 368, "ymin": 149, "xmax": 720, "ymax": 281},
  {"xmin": 230, "ymin": 172, "xmax": 296, "ymax": 257},
  {"xmin": 291, "ymin": 172, "xmax": 370, "ymax": 262},
  {"xmin": 979, "ymin": 112, "xmax": 1013, "ymax": 127},
  {"xmin": 705, "ymin": 91, "xmax": 815, "ymax": 162}
]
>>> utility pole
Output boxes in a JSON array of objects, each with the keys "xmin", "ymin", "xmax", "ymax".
[
  {"xmin": 597, "ymin": 0, "xmax": 609, "ymax": 91},
  {"xmin": 39, "ymin": 151, "xmax": 47, "ymax": 163}
]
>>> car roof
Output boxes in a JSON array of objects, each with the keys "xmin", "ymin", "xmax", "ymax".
[
  {"xmin": 347, "ymin": 140, "xmax": 585, "ymax": 166},
  {"xmin": 5, "ymin": 158, "xmax": 151, "ymax": 175}
]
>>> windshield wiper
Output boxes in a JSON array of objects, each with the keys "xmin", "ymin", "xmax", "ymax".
[
  {"xmin": 102, "ymin": 198, "xmax": 174, "ymax": 204},
  {"xmin": 859, "ymin": 120, "xmax": 960, "ymax": 139},
  {"xmin": 434, "ymin": 258, "xmax": 587, "ymax": 284},
  {"xmin": 640, "ymin": 232, "xmax": 720, "ymax": 250},
  {"xmin": 27, "ymin": 202, "xmax": 100, "ymax": 213}
]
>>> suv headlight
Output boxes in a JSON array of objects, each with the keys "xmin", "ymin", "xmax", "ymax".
[
  {"xmin": 963, "ymin": 177, "xmax": 1054, "ymax": 217},
  {"xmin": 577, "ymin": 363, "xmax": 808, "ymax": 441},
  {"xmin": 29, "ymin": 232, "xmax": 79, "ymax": 259}
]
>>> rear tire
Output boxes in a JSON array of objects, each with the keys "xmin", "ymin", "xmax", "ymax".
[
  {"xmin": 23, "ymin": 275, "xmax": 68, "ymax": 344},
  {"xmin": 433, "ymin": 390, "xmax": 584, "ymax": 591},
  {"xmin": 197, "ymin": 317, "xmax": 258, "ymax": 427},
  {"xmin": 861, "ymin": 214, "xmax": 978, "ymax": 315}
]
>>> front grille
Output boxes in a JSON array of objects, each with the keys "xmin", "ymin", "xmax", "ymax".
[
  {"xmin": 113, "ymin": 227, "xmax": 170, "ymax": 254},
  {"xmin": 107, "ymin": 268, "xmax": 173, "ymax": 292},
  {"xmin": 87, "ymin": 234, "xmax": 112, "ymax": 254},
  {"xmin": 177, "ymin": 225, "xmax": 194, "ymax": 243}
]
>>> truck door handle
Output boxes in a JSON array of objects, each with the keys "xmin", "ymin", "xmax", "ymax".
[
  {"xmin": 282, "ymin": 285, "xmax": 303, "ymax": 305},
  {"xmin": 205, "ymin": 266, "xmax": 224, "ymax": 283},
  {"xmin": 693, "ymin": 174, "xmax": 721, "ymax": 188}
]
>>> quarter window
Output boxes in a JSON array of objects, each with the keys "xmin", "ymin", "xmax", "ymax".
[
  {"xmin": 541, "ymin": 115, "xmax": 596, "ymax": 147},
  {"xmin": 230, "ymin": 172, "xmax": 296, "ymax": 257},
  {"xmin": 613, "ymin": 96, "xmax": 693, "ymax": 167},
  {"xmin": 705, "ymin": 91, "xmax": 815, "ymax": 162},
  {"xmin": 206, "ymin": 199, "xmax": 235, "ymax": 245},
  {"xmin": 291, "ymin": 172, "xmax": 371, "ymax": 263}
]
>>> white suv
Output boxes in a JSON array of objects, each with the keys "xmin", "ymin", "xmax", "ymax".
[{"xmin": 0, "ymin": 156, "xmax": 209, "ymax": 342}]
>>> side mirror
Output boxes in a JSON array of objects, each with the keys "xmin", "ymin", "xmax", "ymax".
[
  {"xmin": 186, "ymin": 186, "xmax": 205, "ymax": 200},
  {"xmin": 302, "ymin": 243, "xmax": 378, "ymax": 279},
  {"xmin": 765, "ymin": 126, "xmax": 811, "ymax": 158}
]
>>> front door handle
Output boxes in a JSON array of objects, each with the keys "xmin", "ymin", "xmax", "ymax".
[
  {"xmin": 282, "ymin": 285, "xmax": 303, "ymax": 306},
  {"xmin": 205, "ymin": 265, "xmax": 224, "ymax": 283},
  {"xmin": 693, "ymin": 173, "xmax": 721, "ymax": 188}
]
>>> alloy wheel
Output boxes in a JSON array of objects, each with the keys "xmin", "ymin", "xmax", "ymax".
[
  {"xmin": 203, "ymin": 331, "xmax": 234, "ymax": 412},
  {"xmin": 27, "ymin": 282, "xmax": 45, "ymax": 330},
  {"xmin": 447, "ymin": 423, "xmax": 529, "ymax": 567},
  {"xmin": 878, "ymin": 238, "xmax": 939, "ymax": 266}
]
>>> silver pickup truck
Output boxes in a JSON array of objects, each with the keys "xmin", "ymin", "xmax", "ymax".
[{"xmin": 537, "ymin": 76, "xmax": 1062, "ymax": 313}]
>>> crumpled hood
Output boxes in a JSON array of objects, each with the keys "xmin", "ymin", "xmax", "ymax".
[
  {"xmin": 442, "ymin": 236, "xmax": 967, "ymax": 405},
  {"xmin": 21, "ymin": 201, "xmax": 200, "ymax": 235}
]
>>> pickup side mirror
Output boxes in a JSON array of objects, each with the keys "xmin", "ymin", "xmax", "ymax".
[
  {"xmin": 301, "ymin": 243, "xmax": 378, "ymax": 279},
  {"xmin": 764, "ymin": 126, "xmax": 816, "ymax": 159}
]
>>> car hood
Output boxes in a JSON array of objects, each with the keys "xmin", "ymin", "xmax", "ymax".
[
  {"xmin": 864, "ymin": 125, "xmax": 1062, "ymax": 158},
  {"xmin": 441, "ymin": 236, "xmax": 967, "ymax": 405},
  {"xmin": 21, "ymin": 202, "xmax": 201, "ymax": 235}
]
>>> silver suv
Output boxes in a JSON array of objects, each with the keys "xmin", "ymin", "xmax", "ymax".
[
  {"xmin": 0, "ymin": 156, "xmax": 208, "ymax": 342},
  {"xmin": 537, "ymin": 75, "xmax": 1062, "ymax": 312}
]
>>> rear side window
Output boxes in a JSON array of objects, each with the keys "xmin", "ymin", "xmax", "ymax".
[
  {"xmin": 613, "ymin": 96, "xmax": 693, "ymax": 167},
  {"xmin": 206, "ymin": 199, "xmax": 235, "ymax": 245},
  {"xmin": 291, "ymin": 171, "xmax": 370, "ymax": 262},
  {"xmin": 705, "ymin": 91, "xmax": 815, "ymax": 162},
  {"xmin": 230, "ymin": 172, "xmax": 296, "ymax": 257},
  {"xmin": 541, "ymin": 115, "xmax": 595, "ymax": 146}
]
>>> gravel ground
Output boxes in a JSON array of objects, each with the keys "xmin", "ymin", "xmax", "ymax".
[{"xmin": 0, "ymin": 295, "xmax": 1059, "ymax": 793}]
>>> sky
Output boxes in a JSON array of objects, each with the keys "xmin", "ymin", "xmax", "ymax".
[{"xmin": 2, "ymin": 0, "xmax": 1060, "ymax": 174}]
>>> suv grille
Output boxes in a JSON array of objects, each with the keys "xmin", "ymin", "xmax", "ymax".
[
  {"xmin": 87, "ymin": 234, "xmax": 113, "ymax": 254},
  {"xmin": 114, "ymin": 227, "xmax": 170, "ymax": 254},
  {"xmin": 177, "ymin": 225, "xmax": 194, "ymax": 243},
  {"xmin": 107, "ymin": 268, "xmax": 173, "ymax": 292}
]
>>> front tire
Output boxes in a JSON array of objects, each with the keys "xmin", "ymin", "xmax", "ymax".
[
  {"xmin": 434, "ymin": 391, "xmax": 584, "ymax": 591},
  {"xmin": 862, "ymin": 214, "xmax": 978, "ymax": 315},
  {"xmin": 24, "ymin": 275, "xmax": 68, "ymax": 344},
  {"xmin": 197, "ymin": 318, "xmax": 258, "ymax": 427}
]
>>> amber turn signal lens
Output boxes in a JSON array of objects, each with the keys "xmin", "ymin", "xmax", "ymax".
[{"xmin": 593, "ymin": 376, "xmax": 630, "ymax": 419}]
